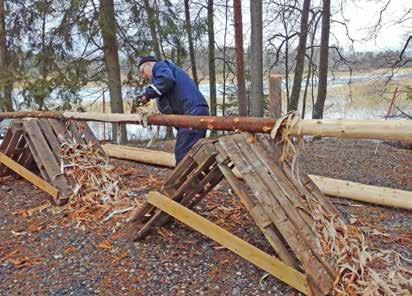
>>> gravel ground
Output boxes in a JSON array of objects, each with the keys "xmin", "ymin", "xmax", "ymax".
[{"xmin": 0, "ymin": 138, "xmax": 411, "ymax": 295}]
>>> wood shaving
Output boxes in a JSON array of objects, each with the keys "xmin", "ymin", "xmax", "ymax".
[
  {"xmin": 59, "ymin": 140, "xmax": 140, "ymax": 224},
  {"xmin": 277, "ymin": 113, "xmax": 412, "ymax": 295}
]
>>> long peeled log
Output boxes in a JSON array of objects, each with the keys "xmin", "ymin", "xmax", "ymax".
[
  {"xmin": 308, "ymin": 175, "xmax": 412, "ymax": 210},
  {"xmin": 103, "ymin": 144, "xmax": 176, "ymax": 168},
  {"xmin": 103, "ymin": 144, "xmax": 412, "ymax": 210},
  {"xmin": 1, "ymin": 111, "xmax": 412, "ymax": 142}
]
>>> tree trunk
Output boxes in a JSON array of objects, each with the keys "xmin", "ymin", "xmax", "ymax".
[
  {"xmin": 99, "ymin": 0, "xmax": 127, "ymax": 144},
  {"xmin": 302, "ymin": 12, "xmax": 321, "ymax": 119},
  {"xmin": 313, "ymin": 0, "xmax": 330, "ymax": 119},
  {"xmin": 249, "ymin": 0, "xmax": 264, "ymax": 117},
  {"xmin": 184, "ymin": 0, "xmax": 199, "ymax": 87},
  {"xmin": 207, "ymin": 0, "xmax": 217, "ymax": 116},
  {"xmin": 233, "ymin": 0, "xmax": 248, "ymax": 116},
  {"xmin": 0, "ymin": 0, "xmax": 12, "ymax": 112},
  {"xmin": 289, "ymin": 0, "xmax": 311, "ymax": 112},
  {"xmin": 143, "ymin": 0, "xmax": 162, "ymax": 60}
]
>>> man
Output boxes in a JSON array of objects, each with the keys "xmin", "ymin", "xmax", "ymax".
[{"xmin": 135, "ymin": 56, "xmax": 209, "ymax": 164}]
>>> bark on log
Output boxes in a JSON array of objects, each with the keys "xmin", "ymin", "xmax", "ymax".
[
  {"xmin": 103, "ymin": 144, "xmax": 412, "ymax": 210},
  {"xmin": 1, "ymin": 112, "xmax": 412, "ymax": 142}
]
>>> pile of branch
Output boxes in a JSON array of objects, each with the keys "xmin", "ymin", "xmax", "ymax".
[{"xmin": 60, "ymin": 142, "xmax": 138, "ymax": 223}]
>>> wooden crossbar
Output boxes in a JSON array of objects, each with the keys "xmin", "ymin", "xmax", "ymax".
[
  {"xmin": 147, "ymin": 191, "xmax": 311, "ymax": 295},
  {"xmin": 0, "ymin": 152, "xmax": 59, "ymax": 198}
]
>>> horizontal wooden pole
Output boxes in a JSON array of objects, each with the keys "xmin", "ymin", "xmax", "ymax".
[
  {"xmin": 102, "ymin": 144, "xmax": 176, "ymax": 168},
  {"xmin": 0, "ymin": 152, "xmax": 59, "ymax": 198},
  {"xmin": 147, "ymin": 191, "xmax": 311, "ymax": 295},
  {"xmin": 1, "ymin": 111, "xmax": 411, "ymax": 142},
  {"xmin": 308, "ymin": 175, "xmax": 412, "ymax": 210},
  {"xmin": 104, "ymin": 145, "xmax": 412, "ymax": 210}
]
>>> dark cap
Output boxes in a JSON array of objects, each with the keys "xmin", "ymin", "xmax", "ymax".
[{"xmin": 138, "ymin": 56, "xmax": 158, "ymax": 68}]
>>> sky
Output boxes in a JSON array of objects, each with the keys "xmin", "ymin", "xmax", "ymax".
[
  {"xmin": 211, "ymin": 0, "xmax": 411, "ymax": 52},
  {"xmin": 331, "ymin": 0, "xmax": 411, "ymax": 51}
]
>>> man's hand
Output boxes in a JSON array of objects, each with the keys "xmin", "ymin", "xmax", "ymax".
[
  {"xmin": 137, "ymin": 95, "xmax": 149, "ymax": 106},
  {"xmin": 131, "ymin": 95, "xmax": 149, "ymax": 113}
]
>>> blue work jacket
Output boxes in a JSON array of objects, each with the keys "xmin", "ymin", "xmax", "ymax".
[{"xmin": 143, "ymin": 61, "xmax": 209, "ymax": 115}]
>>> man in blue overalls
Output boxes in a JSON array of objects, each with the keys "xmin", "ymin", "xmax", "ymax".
[{"xmin": 135, "ymin": 56, "xmax": 209, "ymax": 164}]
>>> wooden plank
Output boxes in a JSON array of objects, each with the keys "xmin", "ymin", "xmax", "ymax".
[
  {"xmin": 0, "ymin": 125, "xmax": 12, "ymax": 151},
  {"xmin": 129, "ymin": 156, "xmax": 202, "ymax": 228},
  {"xmin": 131, "ymin": 154, "xmax": 217, "ymax": 240},
  {"xmin": 0, "ymin": 127, "xmax": 14, "ymax": 176},
  {"xmin": 219, "ymin": 136, "xmax": 333, "ymax": 294},
  {"xmin": 24, "ymin": 120, "xmax": 62, "ymax": 179},
  {"xmin": 238, "ymin": 135, "xmax": 336, "ymax": 279},
  {"xmin": 163, "ymin": 155, "xmax": 197, "ymax": 193},
  {"xmin": 75, "ymin": 121, "xmax": 100, "ymax": 146},
  {"xmin": 23, "ymin": 120, "xmax": 72, "ymax": 203},
  {"xmin": 23, "ymin": 133, "xmax": 50, "ymax": 182},
  {"xmin": 253, "ymin": 135, "xmax": 338, "ymax": 216},
  {"xmin": 144, "ymin": 165, "xmax": 222, "ymax": 234},
  {"xmin": 48, "ymin": 119, "xmax": 71, "ymax": 145},
  {"xmin": 67, "ymin": 121, "xmax": 86, "ymax": 145},
  {"xmin": 147, "ymin": 191, "xmax": 311, "ymax": 296},
  {"xmin": 38, "ymin": 119, "xmax": 62, "ymax": 161},
  {"xmin": 0, "ymin": 128, "xmax": 24, "ymax": 176},
  {"xmin": 236, "ymin": 135, "xmax": 321, "ymax": 249},
  {"xmin": 0, "ymin": 152, "xmax": 59, "ymax": 198},
  {"xmin": 217, "ymin": 162, "xmax": 299, "ymax": 269},
  {"xmin": 20, "ymin": 145, "xmax": 36, "ymax": 170},
  {"xmin": 187, "ymin": 164, "xmax": 223, "ymax": 206}
]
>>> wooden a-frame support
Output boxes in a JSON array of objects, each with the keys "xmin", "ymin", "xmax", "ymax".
[
  {"xmin": 128, "ymin": 133, "xmax": 341, "ymax": 295},
  {"xmin": 0, "ymin": 119, "xmax": 102, "ymax": 205}
]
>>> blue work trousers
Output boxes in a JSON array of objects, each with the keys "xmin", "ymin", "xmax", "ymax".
[{"xmin": 175, "ymin": 106, "xmax": 209, "ymax": 164}]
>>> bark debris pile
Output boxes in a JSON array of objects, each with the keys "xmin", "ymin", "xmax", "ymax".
[{"xmin": 59, "ymin": 142, "xmax": 138, "ymax": 223}]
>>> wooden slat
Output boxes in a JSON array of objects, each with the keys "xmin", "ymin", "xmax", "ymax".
[
  {"xmin": 218, "ymin": 136, "xmax": 333, "ymax": 294},
  {"xmin": 163, "ymin": 155, "xmax": 197, "ymax": 193},
  {"xmin": 217, "ymin": 162, "xmax": 299, "ymax": 269},
  {"xmin": 237, "ymin": 135, "xmax": 336, "ymax": 278},
  {"xmin": 75, "ymin": 121, "xmax": 100, "ymax": 146},
  {"xmin": 0, "ymin": 127, "xmax": 24, "ymax": 176},
  {"xmin": 24, "ymin": 120, "xmax": 62, "ymax": 179},
  {"xmin": 0, "ymin": 124, "xmax": 12, "ymax": 151},
  {"xmin": 235, "ymin": 135, "xmax": 321, "ymax": 249},
  {"xmin": 23, "ymin": 133, "xmax": 50, "ymax": 182},
  {"xmin": 130, "ymin": 153, "xmax": 217, "ymax": 240},
  {"xmin": 147, "ymin": 191, "xmax": 311, "ymax": 296},
  {"xmin": 67, "ymin": 121, "xmax": 86, "ymax": 145},
  {"xmin": 38, "ymin": 118, "xmax": 62, "ymax": 160},
  {"xmin": 23, "ymin": 120, "xmax": 71, "ymax": 204},
  {"xmin": 0, "ymin": 152, "xmax": 59, "ymax": 198},
  {"xmin": 186, "ymin": 164, "xmax": 224, "ymax": 209},
  {"xmin": 49, "ymin": 119, "xmax": 71, "ymax": 145}
]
